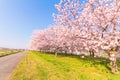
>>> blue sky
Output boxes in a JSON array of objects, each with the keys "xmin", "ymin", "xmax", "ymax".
[{"xmin": 0, "ymin": 0, "xmax": 59, "ymax": 49}]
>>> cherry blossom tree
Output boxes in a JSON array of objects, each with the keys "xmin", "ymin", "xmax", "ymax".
[
  {"xmin": 53, "ymin": 0, "xmax": 120, "ymax": 73},
  {"xmin": 29, "ymin": 0, "xmax": 120, "ymax": 73},
  {"xmin": 88, "ymin": 0, "xmax": 120, "ymax": 73}
]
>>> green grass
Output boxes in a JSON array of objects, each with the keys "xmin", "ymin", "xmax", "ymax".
[
  {"xmin": 0, "ymin": 48, "xmax": 23, "ymax": 57},
  {"xmin": 10, "ymin": 51, "xmax": 120, "ymax": 80},
  {"xmin": 0, "ymin": 51, "xmax": 21, "ymax": 57}
]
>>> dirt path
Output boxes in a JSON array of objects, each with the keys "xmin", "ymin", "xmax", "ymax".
[{"xmin": 0, "ymin": 51, "xmax": 26, "ymax": 80}]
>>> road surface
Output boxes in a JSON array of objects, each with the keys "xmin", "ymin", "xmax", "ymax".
[{"xmin": 0, "ymin": 52, "xmax": 26, "ymax": 80}]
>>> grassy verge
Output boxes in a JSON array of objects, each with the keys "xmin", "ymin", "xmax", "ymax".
[
  {"xmin": 10, "ymin": 51, "xmax": 120, "ymax": 80},
  {"xmin": 0, "ymin": 51, "xmax": 21, "ymax": 57}
]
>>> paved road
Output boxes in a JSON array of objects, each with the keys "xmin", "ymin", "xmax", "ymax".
[{"xmin": 0, "ymin": 52, "xmax": 26, "ymax": 80}]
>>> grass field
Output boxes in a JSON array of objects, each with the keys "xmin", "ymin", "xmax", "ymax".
[
  {"xmin": 10, "ymin": 51, "xmax": 120, "ymax": 80},
  {"xmin": 0, "ymin": 52, "xmax": 17, "ymax": 57},
  {"xmin": 0, "ymin": 48, "xmax": 22, "ymax": 57}
]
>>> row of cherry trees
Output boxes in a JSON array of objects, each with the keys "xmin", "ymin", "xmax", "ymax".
[{"xmin": 29, "ymin": 0, "xmax": 120, "ymax": 73}]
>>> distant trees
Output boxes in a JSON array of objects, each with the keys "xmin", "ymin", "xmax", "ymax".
[{"xmin": 29, "ymin": 0, "xmax": 120, "ymax": 73}]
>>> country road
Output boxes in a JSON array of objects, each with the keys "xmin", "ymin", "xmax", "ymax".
[{"xmin": 0, "ymin": 51, "xmax": 26, "ymax": 80}]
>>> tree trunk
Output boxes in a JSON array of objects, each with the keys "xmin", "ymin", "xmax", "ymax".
[
  {"xmin": 109, "ymin": 52, "xmax": 118, "ymax": 73},
  {"xmin": 89, "ymin": 50, "xmax": 92, "ymax": 56},
  {"xmin": 92, "ymin": 50, "xmax": 94, "ymax": 58},
  {"xmin": 55, "ymin": 52, "xmax": 57, "ymax": 57},
  {"xmin": 89, "ymin": 50, "xmax": 94, "ymax": 57}
]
